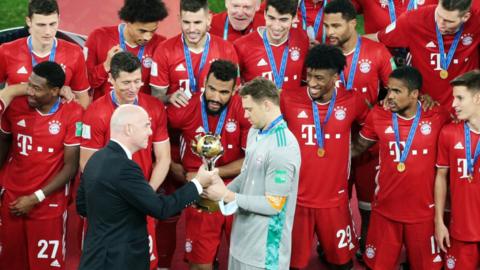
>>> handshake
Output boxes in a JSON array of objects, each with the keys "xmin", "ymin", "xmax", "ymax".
[{"xmin": 191, "ymin": 165, "xmax": 234, "ymax": 203}]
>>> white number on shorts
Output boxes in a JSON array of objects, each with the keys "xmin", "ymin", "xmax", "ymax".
[
  {"xmin": 148, "ymin": 235, "xmax": 153, "ymax": 254},
  {"xmin": 430, "ymin": 236, "xmax": 440, "ymax": 254},
  {"xmin": 336, "ymin": 225, "xmax": 352, "ymax": 249},
  {"xmin": 37, "ymin": 240, "xmax": 59, "ymax": 259}
]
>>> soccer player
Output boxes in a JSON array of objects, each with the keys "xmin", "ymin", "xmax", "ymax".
[
  {"xmin": 234, "ymin": 0, "xmax": 309, "ymax": 93},
  {"xmin": 203, "ymin": 77, "xmax": 301, "ymax": 270},
  {"xmin": 367, "ymin": 0, "xmax": 480, "ymax": 107},
  {"xmin": 0, "ymin": 0, "xmax": 90, "ymax": 109},
  {"xmin": 80, "ymin": 52, "xmax": 170, "ymax": 269},
  {"xmin": 210, "ymin": 0, "xmax": 265, "ymax": 42},
  {"xmin": 166, "ymin": 60, "xmax": 250, "ymax": 270},
  {"xmin": 149, "ymin": 0, "xmax": 238, "ymax": 108},
  {"xmin": 435, "ymin": 70, "xmax": 480, "ymax": 270},
  {"xmin": 297, "ymin": 0, "xmax": 328, "ymax": 44},
  {"xmin": 281, "ymin": 44, "xmax": 368, "ymax": 270},
  {"xmin": 0, "ymin": 61, "xmax": 82, "ymax": 270},
  {"xmin": 351, "ymin": 66, "xmax": 450, "ymax": 269},
  {"xmin": 85, "ymin": 0, "xmax": 167, "ymax": 100}
]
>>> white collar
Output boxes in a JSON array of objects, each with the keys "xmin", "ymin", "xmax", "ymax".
[{"xmin": 111, "ymin": 139, "xmax": 133, "ymax": 160}]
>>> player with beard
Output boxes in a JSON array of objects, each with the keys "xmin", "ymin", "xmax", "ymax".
[
  {"xmin": 281, "ymin": 44, "xmax": 368, "ymax": 270},
  {"xmin": 351, "ymin": 67, "xmax": 450, "ymax": 269},
  {"xmin": 149, "ymin": 0, "xmax": 238, "ymax": 108},
  {"xmin": 234, "ymin": 0, "xmax": 309, "ymax": 93},
  {"xmin": 85, "ymin": 0, "xmax": 168, "ymax": 100},
  {"xmin": 435, "ymin": 70, "xmax": 480, "ymax": 270},
  {"xmin": 210, "ymin": 0, "xmax": 265, "ymax": 42},
  {"xmin": 166, "ymin": 60, "xmax": 250, "ymax": 270}
]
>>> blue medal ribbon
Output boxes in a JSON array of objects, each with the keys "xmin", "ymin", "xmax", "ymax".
[
  {"xmin": 300, "ymin": 0, "xmax": 327, "ymax": 43},
  {"xmin": 340, "ymin": 37, "xmax": 362, "ymax": 91},
  {"xmin": 464, "ymin": 122, "xmax": 480, "ymax": 177},
  {"xmin": 223, "ymin": 16, "xmax": 229, "ymax": 40},
  {"xmin": 201, "ymin": 96, "xmax": 228, "ymax": 135},
  {"xmin": 259, "ymin": 115, "xmax": 284, "ymax": 135},
  {"xmin": 27, "ymin": 36, "xmax": 57, "ymax": 67},
  {"xmin": 48, "ymin": 97, "xmax": 61, "ymax": 114},
  {"xmin": 118, "ymin": 24, "xmax": 145, "ymax": 61},
  {"xmin": 387, "ymin": 0, "xmax": 417, "ymax": 23},
  {"xmin": 435, "ymin": 23, "xmax": 464, "ymax": 71},
  {"xmin": 392, "ymin": 102, "xmax": 422, "ymax": 165},
  {"xmin": 262, "ymin": 30, "xmax": 289, "ymax": 90},
  {"xmin": 182, "ymin": 34, "xmax": 211, "ymax": 93},
  {"xmin": 311, "ymin": 88, "xmax": 337, "ymax": 151},
  {"xmin": 110, "ymin": 90, "xmax": 138, "ymax": 107}
]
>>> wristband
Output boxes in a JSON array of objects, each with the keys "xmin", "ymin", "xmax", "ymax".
[{"xmin": 34, "ymin": 189, "xmax": 46, "ymax": 202}]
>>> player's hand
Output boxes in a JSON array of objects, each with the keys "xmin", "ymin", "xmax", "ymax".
[
  {"xmin": 60, "ymin": 86, "xmax": 75, "ymax": 103},
  {"xmin": 435, "ymin": 221, "xmax": 451, "ymax": 252},
  {"xmin": 203, "ymin": 175, "xmax": 227, "ymax": 201},
  {"xmin": 168, "ymin": 90, "xmax": 190, "ymax": 108},
  {"xmin": 194, "ymin": 165, "xmax": 218, "ymax": 187},
  {"xmin": 103, "ymin": 45, "xmax": 122, "ymax": 72},
  {"xmin": 170, "ymin": 162, "xmax": 186, "ymax": 183},
  {"xmin": 419, "ymin": 94, "xmax": 439, "ymax": 111},
  {"xmin": 9, "ymin": 194, "xmax": 39, "ymax": 216}
]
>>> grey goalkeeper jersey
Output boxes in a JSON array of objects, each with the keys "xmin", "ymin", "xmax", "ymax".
[{"xmin": 227, "ymin": 120, "xmax": 301, "ymax": 270}]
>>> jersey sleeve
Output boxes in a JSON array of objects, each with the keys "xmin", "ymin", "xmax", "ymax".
[
  {"xmin": 64, "ymin": 104, "xmax": 83, "ymax": 146},
  {"xmin": 81, "ymin": 106, "xmax": 107, "ymax": 150},
  {"xmin": 376, "ymin": 43, "xmax": 395, "ymax": 86},
  {"xmin": 69, "ymin": 46, "xmax": 90, "ymax": 92},
  {"xmin": 151, "ymin": 99, "xmax": 169, "ymax": 143},
  {"xmin": 436, "ymin": 125, "xmax": 451, "ymax": 168},
  {"xmin": 238, "ymin": 107, "xmax": 251, "ymax": 149},
  {"xmin": 359, "ymin": 108, "xmax": 378, "ymax": 141},
  {"xmin": 0, "ymin": 104, "xmax": 11, "ymax": 134},
  {"xmin": 84, "ymin": 30, "xmax": 110, "ymax": 89},
  {"xmin": 166, "ymin": 103, "xmax": 186, "ymax": 130},
  {"xmin": 150, "ymin": 43, "xmax": 170, "ymax": 88},
  {"xmin": 377, "ymin": 11, "xmax": 411, "ymax": 48},
  {"xmin": 0, "ymin": 44, "xmax": 7, "ymax": 83},
  {"xmin": 354, "ymin": 92, "xmax": 370, "ymax": 124}
]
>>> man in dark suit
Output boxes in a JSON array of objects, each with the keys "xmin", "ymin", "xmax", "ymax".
[{"xmin": 77, "ymin": 104, "xmax": 216, "ymax": 270}]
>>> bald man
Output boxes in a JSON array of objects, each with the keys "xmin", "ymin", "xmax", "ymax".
[{"xmin": 77, "ymin": 104, "xmax": 217, "ymax": 270}]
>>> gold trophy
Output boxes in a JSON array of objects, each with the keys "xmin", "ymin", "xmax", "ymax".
[{"xmin": 191, "ymin": 133, "xmax": 224, "ymax": 212}]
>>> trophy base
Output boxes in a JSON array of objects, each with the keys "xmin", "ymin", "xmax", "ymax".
[{"xmin": 196, "ymin": 198, "xmax": 220, "ymax": 212}]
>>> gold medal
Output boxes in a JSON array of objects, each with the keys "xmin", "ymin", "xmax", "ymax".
[
  {"xmin": 440, "ymin": 70, "xmax": 449, "ymax": 79},
  {"xmin": 397, "ymin": 162, "xmax": 406, "ymax": 172},
  {"xmin": 317, "ymin": 148, "xmax": 325, "ymax": 157}
]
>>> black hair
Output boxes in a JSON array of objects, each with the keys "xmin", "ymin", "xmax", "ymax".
[
  {"xmin": 119, "ymin": 0, "xmax": 168, "ymax": 23},
  {"xmin": 389, "ymin": 66, "xmax": 423, "ymax": 92},
  {"xmin": 450, "ymin": 70, "xmax": 480, "ymax": 93},
  {"xmin": 180, "ymin": 0, "xmax": 209, "ymax": 13},
  {"xmin": 305, "ymin": 44, "xmax": 346, "ymax": 74},
  {"xmin": 440, "ymin": 0, "xmax": 472, "ymax": 14},
  {"xmin": 206, "ymin": 60, "xmax": 238, "ymax": 88},
  {"xmin": 325, "ymin": 0, "xmax": 357, "ymax": 21},
  {"xmin": 28, "ymin": 0, "xmax": 59, "ymax": 17},
  {"xmin": 110, "ymin": 52, "xmax": 141, "ymax": 79},
  {"xmin": 265, "ymin": 0, "xmax": 298, "ymax": 17},
  {"xmin": 239, "ymin": 77, "xmax": 280, "ymax": 105},
  {"xmin": 32, "ymin": 61, "xmax": 65, "ymax": 89}
]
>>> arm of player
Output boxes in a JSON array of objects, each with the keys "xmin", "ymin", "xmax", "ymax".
[
  {"xmin": 434, "ymin": 167, "xmax": 450, "ymax": 252},
  {"xmin": 85, "ymin": 41, "xmax": 122, "ymax": 88},
  {"xmin": 0, "ymin": 84, "xmax": 28, "ymax": 106},
  {"xmin": 149, "ymin": 141, "xmax": 171, "ymax": 191},
  {"xmin": 351, "ymin": 134, "xmax": 376, "ymax": 158},
  {"xmin": 363, "ymin": 33, "xmax": 380, "ymax": 42},
  {"xmin": 74, "ymin": 91, "xmax": 90, "ymax": 110},
  {"xmin": 151, "ymin": 85, "xmax": 169, "ymax": 104},
  {"xmin": 217, "ymin": 158, "xmax": 245, "ymax": 178},
  {"xmin": 79, "ymin": 148, "xmax": 96, "ymax": 173},
  {"xmin": 9, "ymin": 145, "xmax": 80, "ymax": 216}
]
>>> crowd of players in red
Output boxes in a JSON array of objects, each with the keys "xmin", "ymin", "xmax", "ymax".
[{"xmin": 0, "ymin": 0, "xmax": 479, "ymax": 269}]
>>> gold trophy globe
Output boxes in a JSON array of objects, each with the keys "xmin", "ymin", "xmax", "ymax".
[{"xmin": 191, "ymin": 133, "xmax": 224, "ymax": 212}]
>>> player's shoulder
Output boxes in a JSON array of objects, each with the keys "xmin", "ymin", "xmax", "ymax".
[
  {"xmin": 57, "ymin": 38, "xmax": 82, "ymax": 51},
  {"xmin": 272, "ymin": 122, "xmax": 300, "ymax": 153},
  {"xmin": 361, "ymin": 36, "xmax": 388, "ymax": 50},
  {"xmin": 61, "ymin": 100, "xmax": 83, "ymax": 113},
  {"xmin": 441, "ymin": 121, "xmax": 462, "ymax": 135},
  {"xmin": 84, "ymin": 94, "xmax": 112, "ymax": 117},
  {"xmin": 289, "ymin": 26, "xmax": 309, "ymax": 44},
  {"xmin": 233, "ymin": 28, "xmax": 260, "ymax": 48},
  {"xmin": 0, "ymin": 37, "xmax": 27, "ymax": 52},
  {"xmin": 139, "ymin": 92, "xmax": 165, "ymax": 110},
  {"xmin": 210, "ymin": 33, "xmax": 234, "ymax": 48},
  {"xmin": 88, "ymin": 25, "xmax": 117, "ymax": 38},
  {"xmin": 149, "ymin": 34, "xmax": 166, "ymax": 47},
  {"xmin": 281, "ymin": 86, "xmax": 308, "ymax": 103},
  {"xmin": 158, "ymin": 34, "xmax": 182, "ymax": 52},
  {"xmin": 7, "ymin": 96, "xmax": 28, "ymax": 113},
  {"xmin": 424, "ymin": 104, "xmax": 450, "ymax": 119}
]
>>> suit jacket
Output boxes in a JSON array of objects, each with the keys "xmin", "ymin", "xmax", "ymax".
[{"xmin": 77, "ymin": 141, "xmax": 199, "ymax": 270}]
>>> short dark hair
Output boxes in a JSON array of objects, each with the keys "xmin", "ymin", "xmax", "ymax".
[
  {"xmin": 266, "ymin": 0, "xmax": 298, "ymax": 17},
  {"xmin": 450, "ymin": 70, "xmax": 480, "ymax": 93},
  {"xmin": 389, "ymin": 66, "xmax": 423, "ymax": 92},
  {"xmin": 118, "ymin": 0, "xmax": 168, "ymax": 23},
  {"xmin": 206, "ymin": 60, "xmax": 238, "ymax": 88},
  {"xmin": 305, "ymin": 44, "xmax": 346, "ymax": 74},
  {"xmin": 180, "ymin": 0, "xmax": 209, "ymax": 13},
  {"xmin": 32, "ymin": 61, "xmax": 65, "ymax": 89},
  {"xmin": 110, "ymin": 52, "xmax": 141, "ymax": 79},
  {"xmin": 440, "ymin": 0, "xmax": 472, "ymax": 14},
  {"xmin": 239, "ymin": 77, "xmax": 280, "ymax": 105},
  {"xmin": 325, "ymin": 0, "xmax": 357, "ymax": 21},
  {"xmin": 28, "ymin": 0, "xmax": 59, "ymax": 17}
]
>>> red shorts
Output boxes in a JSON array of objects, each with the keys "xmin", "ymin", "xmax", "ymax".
[
  {"xmin": 184, "ymin": 206, "xmax": 233, "ymax": 264},
  {"xmin": 444, "ymin": 238, "xmax": 480, "ymax": 270},
  {"xmin": 364, "ymin": 211, "xmax": 442, "ymax": 270},
  {"xmin": 0, "ymin": 199, "xmax": 66, "ymax": 270},
  {"xmin": 147, "ymin": 216, "xmax": 158, "ymax": 269},
  {"xmin": 290, "ymin": 203, "xmax": 359, "ymax": 268},
  {"xmin": 351, "ymin": 146, "xmax": 379, "ymax": 208}
]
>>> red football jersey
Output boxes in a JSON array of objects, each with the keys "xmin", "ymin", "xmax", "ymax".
[
  {"xmin": 341, "ymin": 37, "xmax": 394, "ymax": 105},
  {"xmin": 352, "ymin": 0, "xmax": 438, "ymax": 34},
  {"xmin": 378, "ymin": 6, "xmax": 480, "ymax": 107},
  {"xmin": 166, "ymin": 94, "xmax": 250, "ymax": 180},
  {"xmin": 150, "ymin": 34, "xmax": 238, "ymax": 95},
  {"xmin": 0, "ymin": 37, "xmax": 89, "ymax": 93},
  {"xmin": 296, "ymin": 0, "xmax": 326, "ymax": 42},
  {"xmin": 234, "ymin": 27, "xmax": 309, "ymax": 92},
  {"xmin": 280, "ymin": 87, "xmax": 369, "ymax": 208},
  {"xmin": 81, "ymin": 91, "xmax": 169, "ymax": 179},
  {"xmin": 0, "ymin": 97, "xmax": 83, "ymax": 219},
  {"xmin": 210, "ymin": 11, "xmax": 266, "ymax": 42},
  {"xmin": 360, "ymin": 105, "xmax": 450, "ymax": 223},
  {"xmin": 437, "ymin": 122, "xmax": 480, "ymax": 241},
  {"xmin": 85, "ymin": 25, "xmax": 166, "ymax": 100}
]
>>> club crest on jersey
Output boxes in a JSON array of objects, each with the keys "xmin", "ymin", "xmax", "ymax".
[
  {"xmin": 334, "ymin": 106, "xmax": 347, "ymax": 121},
  {"xmin": 359, "ymin": 59, "xmax": 372, "ymax": 74},
  {"xmin": 48, "ymin": 120, "xmax": 62, "ymax": 135},
  {"xmin": 446, "ymin": 255, "xmax": 456, "ymax": 269},
  {"xmin": 289, "ymin": 47, "xmax": 301, "ymax": 61},
  {"xmin": 420, "ymin": 121, "xmax": 432, "ymax": 135},
  {"xmin": 185, "ymin": 239, "xmax": 193, "ymax": 253},
  {"xmin": 226, "ymin": 119, "xmax": 237, "ymax": 133},
  {"xmin": 461, "ymin": 34, "xmax": 473, "ymax": 46},
  {"xmin": 365, "ymin": 245, "xmax": 376, "ymax": 259},
  {"xmin": 142, "ymin": 57, "xmax": 153, "ymax": 68}
]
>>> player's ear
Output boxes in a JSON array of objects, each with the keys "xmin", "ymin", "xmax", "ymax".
[
  {"xmin": 461, "ymin": 11, "xmax": 471, "ymax": 23},
  {"xmin": 51, "ymin": 86, "xmax": 61, "ymax": 97},
  {"xmin": 411, "ymin": 89, "xmax": 420, "ymax": 99},
  {"xmin": 473, "ymin": 92, "xmax": 480, "ymax": 105},
  {"xmin": 108, "ymin": 73, "xmax": 114, "ymax": 85},
  {"xmin": 26, "ymin": 16, "xmax": 32, "ymax": 28}
]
